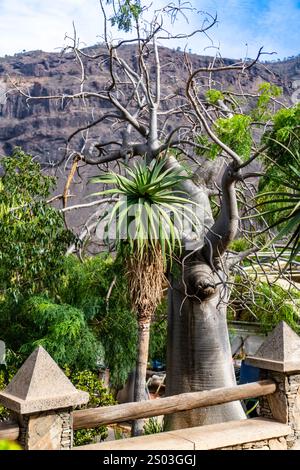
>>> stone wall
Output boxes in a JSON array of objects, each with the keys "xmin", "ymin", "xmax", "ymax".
[
  {"xmin": 59, "ymin": 409, "xmax": 73, "ymax": 450},
  {"xmin": 18, "ymin": 414, "xmax": 29, "ymax": 449},
  {"xmin": 17, "ymin": 408, "xmax": 73, "ymax": 450},
  {"xmin": 257, "ymin": 371, "xmax": 300, "ymax": 449},
  {"xmin": 286, "ymin": 374, "xmax": 300, "ymax": 446},
  {"xmin": 221, "ymin": 437, "xmax": 287, "ymax": 450}
]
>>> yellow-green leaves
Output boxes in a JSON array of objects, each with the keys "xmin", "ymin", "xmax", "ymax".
[
  {"xmin": 205, "ymin": 89, "xmax": 225, "ymax": 105},
  {"xmin": 252, "ymin": 82, "xmax": 282, "ymax": 121},
  {"xmin": 0, "ymin": 440, "xmax": 22, "ymax": 450},
  {"xmin": 214, "ymin": 114, "xmax": 252, "ymax": 160},
  {"xmin": 108, "ymin": 0, "xmax": 142, "ymax": 32}
]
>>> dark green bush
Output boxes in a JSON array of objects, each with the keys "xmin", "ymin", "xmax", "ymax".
[{"xmin": 64, "ymin": 368, "xmax": 116, "ymax": 446}]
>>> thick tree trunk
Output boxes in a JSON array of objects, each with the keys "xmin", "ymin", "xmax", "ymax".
[
  {"xmin": 132, "ymin": 320, "xmax": 151, "ymax": 436},
  {"xmin": 164, "ymin": 278, "xmax": 246, "ymax": 431}
]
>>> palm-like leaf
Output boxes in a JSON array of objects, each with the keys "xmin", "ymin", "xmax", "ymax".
[
  {"xmin": 256, "ymin": 140, "xmax": 300, "ymax": 262},
  {"xmin": 91, "ymin": 159, "xmax": 200, "ymax": 264}
]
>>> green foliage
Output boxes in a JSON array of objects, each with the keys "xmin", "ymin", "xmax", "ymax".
[
  {"xmin": 0, "ymin": 369, "xmax": 10, "ymax": 421},
  {"xmin": 64, "ymin": 368, "xmax": 115, "ymax": 446},
  {"xmin": 195, "ymin": 134, "xmax": 219, "ymax": 160},
  {"xmin": 196, "ymin": 113, "xmax": 253, "ymax": 161},
  {"xmin": 0, "ymin": 440, "xmax": 22, "ymax": 450},
  {"xmin": 228, "ymin": 238, "xmax": 251, "ymax": 253},
  {"xmin": 148, "ymin": 298, "xmax": 167, "ymax": 364},
  {"xmin": 16, "ymin": 296, "xmax": 100, "ymax": 370},
  {"xmin": 91, "ymin": 159, "xmax": 199, "ymax": 265},
  {"xmin": 252, "ymin": 82, "xmax": 282, "ymax": 121},
  {"xmin": 58, "ymin": 254, "xmax": 117, "ymax": 320},
  {"xmin": 261, "ymin": 104, "xmax": 300, "ymax": 174},
  {"xmin": 1, "ymin": 252, "xmax": 138, "ymax": 387},
  {"xmin": 0, "ymin": 147, "xmax": 54, "ymax": 203},
  {"xmin": 214, "ymin": 114, "xmax": 252, "ymax": 160},
  {"xmin": 254, "ymin": 284, "xmax": 300, "ymax": 334},
  {"xmin": 143, "ymin": 417, "xmax": 164, "ymax": 435},
  {"xmin": 0, "ymin": 148, "xmax": 92, "ymax": 373},
  {"xmin": 113, "ymin": 426, "xmax": 129, "ymax": 440},
  {"xmin": 100, "ymin": 299, "xmax": 138, "ymax": 387},
  {"xmin": 0, "ymin": 149, "xmax": 137, "ymax": 386},
  {"xmin": 256, "ymin": 105, "xmax": 300, "ymax": 259},
  {"xmin": 108, "ymin": 0, "xmax": 142, "ymax": 32},
  {"xmin": 0, "ymin": 365, "xmax": 19, "ymax": 421},
  {"xmin": 205, "ymin": 89, "xmax": 224, "ymax": 105},
  {"xmin": 229, "ymin": 280, "xmax": 300, "ymax": 334},
  {"xmin": 0, "ymin": 148, "xmax": 74, "ymax": 302},
  {"xmin": 58, "ymin": 254, "xmax": 138, "ymax": 387}
]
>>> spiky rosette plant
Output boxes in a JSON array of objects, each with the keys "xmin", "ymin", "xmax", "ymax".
[
  {"xmin": 253, "ymin": 129, "xmax": 300, "ymax": 263},
  {"xmin": 91, "ymin": 158, "xmax": 199, "ymax": 435},
  {"xmin": 258, "ymin": 155, "xmax": 300, "ymax": 262}
]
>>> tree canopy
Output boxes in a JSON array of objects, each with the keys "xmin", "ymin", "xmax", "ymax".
[{"xmin": 0, "ymin": 148, "xmax": 73, "ymax": 301}]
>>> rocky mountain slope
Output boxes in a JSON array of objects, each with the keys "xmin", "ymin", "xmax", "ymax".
[
  {"xmin": 1, "ymin": 45, "xmax": 299, "ymax": 163},
  {"xmin": 0, "ymin": 46, "xmax": 299, "ymax": 232}
]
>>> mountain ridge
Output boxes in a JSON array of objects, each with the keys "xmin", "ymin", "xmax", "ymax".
[
  {"xmin": 0, "ymin": 45, "xmax": 299, "ymax": 233},
  {"xmin": 1, "ymin": 45, "xmax": 299, "ymax": 164}
]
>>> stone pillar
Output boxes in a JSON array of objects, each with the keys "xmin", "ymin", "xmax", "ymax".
[
  {"xmin": 0, "ymin": 346, "xmax": 89, "ymax": 450},
  {"xmin": 246, "ymin": 321, "xmax": 300, "ymax": 449}
]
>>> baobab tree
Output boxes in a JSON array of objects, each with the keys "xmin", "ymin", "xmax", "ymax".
[{"xmin": 12, "ymin": 0, "xmax": 299, "ymax": 432}]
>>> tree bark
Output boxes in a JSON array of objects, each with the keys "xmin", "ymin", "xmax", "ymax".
[
  {"xmin": 164, "ymin": 163, "xmax": 247, "ymax": 430},
  {"xmin": 164, "ymin": 277, "xmax": 246, "ymax": 430},
  {"xmin": 132, "ymin": 319, "xmax": 151, "ymax": 436}
]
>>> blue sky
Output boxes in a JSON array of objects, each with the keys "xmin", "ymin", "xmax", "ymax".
[{"xmin": 0, "ymin": 0, "xmax": 299, "ymax": 59}]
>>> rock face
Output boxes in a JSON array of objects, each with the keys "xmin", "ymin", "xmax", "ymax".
[
  {"xmin": 0, "ymin": 46, "xmax": 299, "ymax": 165},
  {"xmin": 0, "ymin": 46, "xmax": 299, "ymax": 234}
]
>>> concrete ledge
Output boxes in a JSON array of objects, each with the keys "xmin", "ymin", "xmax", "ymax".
[
  {"xmin": 246, "ymin": 357, "xmax": 300, "ymax": 372},
  {"xmin": 171, "ymin": 418, "xmax": 291, "ymax": 450},
  {"xmin": 74, "ymin": 418, "xmax": 291, "ymax": 450},
  {"xmin": 0, "ymin": 391, "xmax": 88, "ymax": 414},
  {"xmin": 75, "ymin": 430, "xmax": 195, "ymax": 450}
]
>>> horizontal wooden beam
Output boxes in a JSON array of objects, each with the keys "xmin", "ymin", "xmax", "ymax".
[
  {"xmin": 73, "ymin": 380, "xmax": 276, "ymax": 430},
  {"xmin": 0, "ymin": 421, "xmax": 19, "ymax": 441}
]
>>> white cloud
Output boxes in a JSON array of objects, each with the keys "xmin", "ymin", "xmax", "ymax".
[
  {"xmin": 0, "ymin": 0, "xmax": 299, "ymax": 58},
  {"xmin": 0, "ymin": 0, "xmax": 101, "ymax": 55}
]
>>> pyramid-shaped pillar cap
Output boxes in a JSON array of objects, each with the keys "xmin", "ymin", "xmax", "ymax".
[
  {"xmin": 0, "ymin": 346, "xmax": 89, "ymax": 414},
  {"xmin": 246, "ymin": 321, "xmax": 300, "ymax": 372}
]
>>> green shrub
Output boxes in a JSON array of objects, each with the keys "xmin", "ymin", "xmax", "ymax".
[
  {"xmin": 18, "ymin": 296, "xmax": 100, "ymax": 370},
  {"xmin": 58, "ymin": 254, "xmax": 138, "ymax": 388},
  {"xmin": 214, "ymin": 114, "xmax": 252, "ymax": 160},
  {"xmin": 229, "ymin": 279, "xmax": 300, "ymax": 334},
  {"xmin": 65, "ymin": 368, "xmax": 116, "ymax": 446},
  {"xmin": 143, "ymin": 417, "xmax": 163, "ymax": 435},
  {"xmin": 2, "ymin": 253, "xmax": 138, "ymax": 388},
  {"xmin": 229, "ymin": 238, "xmax": 251, "ymax": 253},
  {"xmin": 0, "ymin": 440, "xmax": 22, "ymax": 450},
  {"xmin": 205, "ymin": 89, "xmax": 224, "ymax": 105},
  {"xmin": 0, "ymin": 366, "xmax": 116, "ymax": 447},
  {"xmin": 149, "ymin": 298, "xmax": 167, "ymax": 365},
  {"xmin": 0, "ymin": 366, "xmax": 18, "ymax": 422},
  {"xmin": 0, "ymin": 148, "xmax": 74, "ymax": 302}
]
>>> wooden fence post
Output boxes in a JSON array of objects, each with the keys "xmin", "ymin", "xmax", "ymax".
[
  {"xmin": 246, "ymin": 321, "xmax": 300, "ymax": 449},
  {"xmin": 0, "ymin": 346, "xmax": 89, "ymax": 450}
]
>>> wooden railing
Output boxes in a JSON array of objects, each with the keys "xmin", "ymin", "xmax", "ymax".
[
  {"xmin": 73, "ymin": 380, "xmax": 276, "ymax": 430},
  {"xmin": 0, "ymin": 380, "xmax": 276, "ymax": 440}
]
